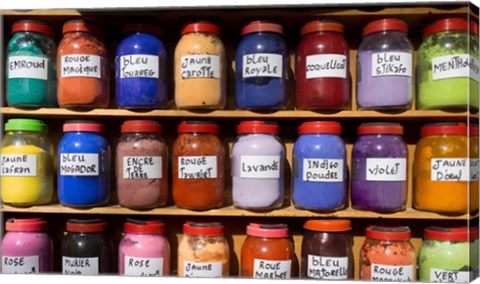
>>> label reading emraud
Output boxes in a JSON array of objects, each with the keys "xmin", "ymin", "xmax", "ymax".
[
  {"xmin": 2, "ymin": 256, "xmax": 39, "ymax": 274},
  {"xmin": 1, "ymin": 154, "xmax": 37, "ymax": 176},
  {"xmin": 253, "ymin": 259, "xmax": 291, "ymax": 279},
  {"xmin": 123, "ymin": 156, "xmax": 162, "ymax": 179},
  {"xmin": 431, "ymin": 158, "xmax": 469, "ymax": 182},
  {"xmin": 62, "ymin": 257, "xmax": 99, "ymax": 275},
  {"xmin": 366, "ymin": 158, "xmax": 407, "ymax": 181},
  {"xmin": 240, "ymin": 155, "xmax": 280, "ymax": 178},
  {"xmin": 371, "ymin": 264, "xmax": 413, "ymax": 282},
  {"xmin": 429, "ymin": 269, "xmax": 469, "ymax": 283},
  {"xmin": 371, "ymin": 52, "xmax": 412, "ymax": 77},
  {"xmin": 183, "ymin": 261, "xmax": 222, "ymax": 277},
  {"xmin": 242, "ymin": 53, "xmax": 282, "ymax": 78},
  {"xmin": 60, "ymin": 153, "xmax": 99, "ymax": 176},
  {"xmin": 61, "ymin": 54, "xmax": 101, "ymax": 78},
  {"xmin": 306, "ymin": 54, "xmax": 347, "ymax": 79},
  {"xmin": 307, "ymin": 255, "xmax": 348, "ymax": 280},
  {"xmin": 178, "ymin": 156, "xmax": 217, "ymax": 179},
  {"xmin": 119, "ymin": 54, "xmax": 159, "ymax": 79},
  {"xmin": 124, "ymin": 256, "xmax": 164, "ymax": 276},
  {"xmin": 181, "ymin": 55, "xmax": 220, "ymax": 79},
  {"xmin": 302, "ymin": 159, "xmax": 344, "ymax": 182},
  {"xmin": 8, "ymin": 56, "xmax": 48, "ymax": 80},
  {"xmin": 432, "ymin": 54, "xmax": 480, "ymax": 82}
]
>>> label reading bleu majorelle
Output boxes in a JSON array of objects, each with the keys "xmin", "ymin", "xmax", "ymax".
[
  {"xmin": 429, "ymin": 268, "xmax": 470, "ymax": 283},
  {"xmin": 306, "ymin": 54, "xmax": 347, "ymax": 79},
  {"xmin": 61, "ymin": 54, "xmax": 101, "ymax": 78},
  {"xmin": 124, "ymin": 256, "xmax": 163, "ymax": 276},
  {"xmin": 60, "ymin": 153, "xmax": 99, "ymax": 176},
  {"xmin": 242, "ymin": 53, "xmax": 282, "ymax": 78},
  {"xmin": 371, "ymin": 52, "xmax": 412, "ymax": 77},
  {"xmin": 62, "ymin": 257, "xmax": 99, "ymax": 275},
  {"xmin": 8, "ymin": 56, "xmax": 48, "ymax": 80},
  {"xmin": 432, "ymin": 54, "xmax": 480, "ymax": 82},
  {"xmin": 371, "ymin": 264, "xmax": 413, "ymax": 281},
  {"xmin": 2, "ymin": 256, "xmax": 39, "ymax": 274},
  {"xmin": 431, "ymin": 158, "xmax": 469, "ymax": 182},
  {"xmin": 240, "ymin": 155, "xmax": 280, "ymax": 178},
  {"xmin": 253, "ymin": 259, "xmax": 291, "ymax": 279},
  {"xmin": 366, "ymin": 158, "xmax": 407, "ymax": 181},
  {"xmin": 302, "ymin": 159, "xmax": 344, "ymax": 182},
  {"xmin": 178, "ymin": 156, "xmax": 217, "ymax": 179},
  {"xmin": 471, "ymin": 158, "xmax": 479, "ymax": 181},
  {"xmin": 181, "ymin": 55, "xmax": 220, "ymax": 79},
  {"xmin": 307, "ymin": 255, "xmax": 348, "ymax": 280},
  {"xmin": 1, "ymin": 154, "xmax": 37, "ymax": 176},
  {"xmin": 119, "ymin": 55, "xmax": 159, "ymax": 79},
  {"xmin": 123, "ymin": 156, "xmax": 162, "ymax": 179},
  {"xmin": 183, "ymin": 261, "xmax": 222, "ymax": 277}
]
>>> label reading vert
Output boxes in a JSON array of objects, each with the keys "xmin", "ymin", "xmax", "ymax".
[
  {"xmin": 240, "ymin": 155, "xmax": 280, "ymax": 178},
  {"xmin": 432, "ymin": 54, "xmax": 480, "ymax": 82},
  {"xmin": 371, "ymin": 264, "xmax": 413, "ymax": 282},
  {"xmin": 123, "ymin": 156, "xmax": 162, "ymax": 179},
  {"xmin": 124, "ymin": 256, "xmax": 164, "ymax": 276},
  {"xmin": 178, "ymin": 156, "xmax": 217, "ymax": 179},
  {"xmin": 119, "ymin": 54, "xmax": 159, "ymax": 79},
  {"xmin": 253, "ymin": 259, "xmax": 291, "ymax": 279},
  {"xmin": 1, "ymin": 154, "xmax": 37, "ymax": 176},
  {"xmin": 2, "ymin": 256, "xmax": 39, "ymax": 274},
  {"xmin": 366, "ymin": 158, "xmax": 407, "ymax": 181},
  {"xmin": 371, "ymin": 52, "xmax": 412, "ymax": 77},
  {"xmin": 307, "ymin": 255, "xmax": 348, "ymax": 280},
  {"xmin": 183, "ymin": 261, "xmax": 222, "ymax": 277},
  {"xmin": 8, "ymin": 56, "xmax": 48, "ymax": 80},
  {"xmin": 431, "ymin": 158, "xmax": 469, "ymax": 182},
  {"xmin": 242, "ymin": 53, "xmax": 282, "ymax": 78},
  {"xmin": 62, "ymin": 257, "xmax": 99, "ymax": 275},
  {"xmin": 302, "ymin": 158, "xmax": 344, "ymax": 182},
  {"xmin": 61, "ymin": 54, "xmax": 101, "ymax": 78},
  {"xmin": 60, "ymin": 153, "xmax": 99, "ymax": 176},
  {"xmin": 180, "ymin": 55, "xmax": 220, "ymax": 79},
  {"xmin": 306, "ymin": 54, "xmax": 347, "ymax": 79},
  {"xmin": 429, "ymin": 269, "xmax": 470, "ymax": 283}
]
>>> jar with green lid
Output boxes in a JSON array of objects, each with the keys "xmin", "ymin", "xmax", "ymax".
[
  {"xmin": 1, "ymin": 119, "xmax": 54, "ymax": 206},
  {"xmin": 417, "ymin": 18, "xmax": 479, "ymax": 111}
]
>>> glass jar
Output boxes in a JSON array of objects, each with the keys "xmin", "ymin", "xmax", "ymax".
[
  {"xmin": 301, "ymin": 219, "xmax": 353, "ymax": 280},
  {"xmin": 57, "ymin": 20, "xmax": 109, "ymax": 108},
  {"xmin": 115, "ymin": 23, "xmax": 167, "ymax": 109},
  {"xmin": 417, "ymin": 18, "xmax": 479, "ymax": 111},
  {"xmin": 360, "ymin": 226, "xmax": 416, "ymax": 281},
  {"xmin": 1, "ymin": 218, "xmax": 53, "ymax": 273},
  {"xmin": 235, "ymin": 20, "xmax": 288, "ymax": 109},
  {"xmin": 58, "ymin": 120, "xmax": 111, "ymax": 208},
  {"xmin": 177, "ymin": 222, "xmax": 229, "ymax": 277},
  {"xmin": 471, "ymin": 124, "xmax": 479, "ymax": 213},
  {"xmin": 231, "ymin": 121, "xmax": 285, "ymax": 210},
  {"xmin": 116, "ymin": 120, "xmax": 168, "ymax": 209},
  {"xmin": 174, "ymin": 22, "xmax": 226, "ymax": 109},
  {"xmin": 357, "ymin": 18, "xmax": 413, "ymax": 110},
  {"xmin": 413, "ymin": 122, "xmax": 469, "ymax": 214},
  {"xmin": 1, "ymin": 118, "xmax": 54, "ymax": 206},
  {"xmin": 62, "ymin": 219, "xmax": 112, "ymax": 275},
  {"xmin": 118, "ymin": 219, "xmax": 170, "ymax": 276},
  {"xmin": 172, "ymin": 121, "xmax": 224, "ymax": 210},
  {"xmin": 292, "ymin": 121, "xmax": 347, "ymax": 211},
  {"xmin": 6, "ymin": 20, "xmax": 57, "ymax": 107},
  {"xmin": 470, "ymin": 226, "xmax": 479, "ymax": 280},
  {"xmin": 351, "ymin": 123, "xmax": 408, "ymax": 212},
  {"xmin": 240, "ymin": 223, "xmax": 294, "ymax": 279},
  {"xmin": 295, "ymin": 20, "xmax": 350, "ymax": 110}
]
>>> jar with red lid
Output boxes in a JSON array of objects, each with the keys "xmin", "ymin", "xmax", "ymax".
[
  {"xmin": 116, "ymin": 120, "xmax": 168, "ymax": 209},
  {"xmin": 241, "ymin": 223, "xmax": 294, "ymax": 279},
  {"xmin": 295, "ymin": 20, "xmax": 350, "ymax": 110},
  {"xmin": 301, "ymin": 219, "xmax": 353, "ymax": 280},
  {"xmin": 177, "ymin": 222, "xmax": 229, "ymax": 277},
  {"xmin": 57, "ymin": 20, "xmax": 109, "ymax": 108},
  {"xmin": 118, "ymin": 219, "xmax": 170, "ymax": 276},
  {"xmin": 172, "ymin": 121, "xmax": 225, "ymax": 210},
  {"xmin": 360, "ymin": 225, "xmax": 416, "ymax": 281}
]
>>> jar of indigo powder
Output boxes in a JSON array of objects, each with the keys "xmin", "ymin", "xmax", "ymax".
[{"xmin": 235, "ymin": 20, "xmax": 288, "ymax": 110}]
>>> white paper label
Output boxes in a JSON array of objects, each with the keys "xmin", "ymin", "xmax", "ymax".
[
  {"xmin": 432, "ymin": 54, "xmax": 480, "ymax": 82},
  {"xmin": 366, "ymin": 158, "xmax": 407, "ymax": 181},
  {"xmin": 2, "ymin": 256, "xmax": 39, "ymax": 274},
  {"xmin": 1, "ymin": 154, "xmax": 37, "ymax": 176},
  {"xmin": 471, "ymin": 158, "xmax": 479, "ymax": 181},
  {"xmin": 307, "ymin": 255, "xmax": 348, "ymax": 280},
  {"xmin": 253, "ymin": 259, "xmax": 291, "ymax": 279},
  {"xmin": 119, "ymin": 55, "xmax": 159, "ymax": 79},
  {"xmin": 124, "ymin": 256, "xmax": 163, "ymax": 276},
  {"xmin": 431, "ymin": 158, "xmax": 469, "ymax": 182},
  {"xmin": 242, "ymin": 53, "xmax": 282, "ymax": 78},
  {"xmin": 240, "ymin": 156, "xmax": 280, "ymax": 178},
  {"xmin": 430, "ymin": 269, "xmax": 470, "ymax": 283},
  {"xmin": 306, "ymin": 54, "xmax": 347, "ymax": 79},
  {"xmin": 371, "ymin": 52, "xmax": 412, "ymax": 77},
  {"xmin": 8, "ymin": 56, "xmax": 48, "ymax": 80},
  {"xmin": 60, "ymin": 153, "xmax": 99, "ymax": 176},
  {"xmin": 61, "ymin": 54, "xmax": 101, "ymax": 78},
  {"xmin": 371, "ymin": 264, "xmax": 414, "ymax": 281},
  {"xmin": 302, "ymin": 159, "xmax": 344, "ymax": 182},
  {"xmin": 183, "ymin": 261, "xmax": 222, "ymax": 277},
  {"xmin": 62, "ymin": 257, "xmax": 99, "ymax": 275},
  {"xmin": 123, "ymin": 156, "xmax": 162, "ymax": 179},
  {"xmin": 178, "ymin": 156, "xmax": 217, "ymax": 179},
  {"xmin": 180, "ymin": 55, "xmax": 220, "ymax": 79}
]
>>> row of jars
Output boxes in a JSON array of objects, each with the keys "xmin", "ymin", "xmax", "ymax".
[
  {"xmin": 1, "ymin": 119, "xmax": 478, "ymax": 214},
  {"xmin": 2, "ymin": 218, "xmax": 478, "ymax": 282},
  {"xmin": 6, "ymin": 17, "xmax": 479, "ymax": 111}
]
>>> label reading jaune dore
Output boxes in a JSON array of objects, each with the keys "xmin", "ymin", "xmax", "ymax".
[
  {"xmin": 471, "ymin": 158, "xmax": 479, "ymax": 181},
  {"xmin": 2, "ymin": 256, "xmax": 39, "ymax": 274},
  {"xmin": 432, "ymin": 54, "xmax": 480, "ymax": 82},
  {"xmin": 242, "ymin": 53, "xmax": 282, "ymax": 78},
  {"xmin": 430, "ymin": 268, "xmax": 470, "ymax": 283},
  {"xmin": 61, "ymin": 54, "xmax": 101, "ymax": 78},
  {"xmin": 240, "ymin": 155, "xmax": 280, "ymax": 178},
  {"xmin": 119, "ymin": 54, "xmax": 159, "ymax": 79},
  {"xmin": 431, "ymin": 158, "xmax": 469, "ymax": 182},
  {"xmin": 60, "ymin": 153, "xmax": 99, "ymax": 176},
  {"xmin": 124, "ymin": 256, "xmax": 164, "ymax": 276},
  {"xmin": 123, "ymin": 156, "xmax": 162, "ymax": 179},
  {"xmin": 62, "ymin": 257, "xmax": 99, "ymax": 275},
  {"xmin": 371, "ymin": 264, "xmax": 413, "ymax": 282},
  {"xmin": 1, "ymin": 154, "xmax": 37, "ymax": 176},
  {"xmin": 180, "ymin": 55, "xmax": 220, "ymax": 79},
  {"xmin": 183, "ymin": 261, "xmax": 222, "ymax": 277},
  {"xmin": 8, "ymin": 56, "xmax": 48, "ymax": 80},
  {"xmin": 366, "ymin": 158, "xmax": 407, "ymax": 181},
  {"xmin": 307, "ymin": 255, "xmax": 348, "ymax": 280},
  {"xmin": 253, "ymin": 259, "xmax": 291, "ymax": 279},
  {"xmin": 302, "ymin": 159, "xmax": 344, "ymax": 182},
  {"xmin": 371, "ymin": 52, "xmax": 412, "ymax": 77},
  {"xmin": 306, "ymin": 54, "xmax": 347, "ymax": 79},
  {"xmin": 178, "ymin": 156, "xmax": 217, "ymax": 179}
]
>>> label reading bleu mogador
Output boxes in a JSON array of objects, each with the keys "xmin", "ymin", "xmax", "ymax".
[{"xmin": 60, "ymin": 153, "xmax": 99, "ymax": 176}]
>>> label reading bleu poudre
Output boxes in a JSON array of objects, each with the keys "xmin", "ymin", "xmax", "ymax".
[
  {"xmin": 62, "ymin": 257, "xmax": 99, "ymax": 275},
  {"xmin": 431, "ymin": 158, "xmax": 469, "ymax": 182},
  {"xmin": 1, "ymin": 154, "xmax": 37, "ymax": 176},
  {"xmin": 60, "ymin": 153, "xmax": 99, "ymax": 176},
  {"xmin": 8, "ymin": 56, "xmax": 48, "ymax": 80},
  {"xmin": 306, "ymin": 54, "xmax": 347, "ymax": 79},
  {"xmin": 372, "ymin": 52, "xmax": 412, "ymax": 77},
  {"xmin": 302, "ymin": 159, "xmax": 344, "ymax": 182},
  {"xmin": 183, "ymin": 261, "xmax": 222, "ymax": 277},
  {"xmin": 432, "ymin": 54, "xmax": 480, "ymax": 82},
  {"xmin": 2, "ymin": 256, "xmax": 39, "ymax": 274},
  {"xmin": 240, "ymin": 156, "xmax": 280, "ymax": 178},
  {"xmin": 242, "ymin": 53, "xmax": 282, "ymax": 78},
  {"xmin": 178, "ymin": 156, "xmax": 217, "ymax": 179},
  {"xmin": 253, "ymin": 259, "xmax": 291, "ymax": 279},
  {"xmin": 181, "ymin": 55, "xmax": 220, "ymax": 79},
  {"xmin": 123, "ymin": 156, "xmax": 162, "ymax": 179},
  {"xmin": 119, "ymin": 55, "xmax": 159, "ymax": 79},
  {"xmin": 124, "ymin": 256, "xmax": 163, "ymax": 276},
  {"xmin": 371, "ymin": 264, "xmax": 413, "ymax": 282},
  {"xmin": 61, "ymin": 55, "xmax": 101, "ymax": 78},
  {"xmin": 307, "ymin": 255, "xmax": 348, "ymax": 280},
  {"xmin": 366, "ymin": 158, "xmax": 407, "ymax": 181},
  {"xmin": 429, "ymin": 269, "xmax": 470, "ymax": 283}
]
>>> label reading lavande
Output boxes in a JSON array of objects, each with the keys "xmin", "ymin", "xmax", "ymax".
[
  {"xmin": 61, "ymin": 54, "xmax": 101, "ymax": 78},
  {"xmin": 1, "ymin": 154, "xmax": 37, "ymax": 176},
  {"xmin": 123, "ymin": 156, "xmax": 162, "ymax": 179},
  {"xmin": 243, "ymin": 53, "xmax": 282, "ymax": 78},
  {"xmin": 371, "ymin": 264, "xmax": 413, "ymax": 282},
  {"xmin": 178, "ymin": 156, "xmax": 217, "ymax": 179},
  {"xmin": 119, "ymin": 55, "xmax": 159, "ymax": 79},
  {"xmin": 124, "ymin": 256, "xmax": 164, "ymax": 276},
  {"xmin": 181, "ymin": 55, "xmax": 220, "ymax": 79},
  {"xmin": 8, "ymin": 56, "xmax": 48, "ymax": 80},
  {"xmin": 62, "ymin": 257, "xmax": 99, "ymax": 275},
  {"xmin": 2, "ymin": 256, "xmax": 39, "ymax": 274},
  {"xmin": 253, "ymin": 259, "xmax": 291, "ymax": 279},
  {"xmin": 183, "ymin": 261, "xmax": 222, "ymax": 277},
  {"xmin": 240, "ymin": 155, "xmax": 280, "ymax": 178},
  {"xmin": 60, "ymin": 153, "xmax": 99, "ymax": 176},
  {"xmin": 306, "ymin": 54, "xmax": 347, "ymax": 79},
  {"xmin": 302, "ymin": 159, "xmax": 344, "ymax": 182},
  {"xmin": 307, "ymin": 255, "xmax": 348, "ymax": 280},
  {"xmin": 431, "ymin": 158, "xmax": 469, "ymax": 182}
]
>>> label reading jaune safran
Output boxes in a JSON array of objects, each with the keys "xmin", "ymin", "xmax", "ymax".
[
  {"xmin": 60, "ymin": 153, "xmax": 99, "ymax": 176},
  {"xmin": 8, "ymin": 56, "xmax": 48, "ymax": 80},
  {"xmin": 1, "ymin": 154, "xmax": 37, "ymax": 176},
  {"xmin": 123, "ymin": 156, "xmax": 162, "ymax": 179},
  {"xmin": 124, "ymin": 256, "xmax": 163, "ymax": 277},
  {"xmin": 307, "ymin": 255, "xmax": 348, "ymax": 280}
]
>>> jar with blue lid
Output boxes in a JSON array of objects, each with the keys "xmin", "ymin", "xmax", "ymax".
[
  {"xmin": 235, "ymin": 20, "xmax": 288, "ymax": 109},
  {"xmin": 292, "ymin": 121, "xmax": 347, "ymax": 211},
  {"xmin": 58, "ymin": 121, "xmax": 111, "ymax": 207},
  {"xmin": 115, "ymin": 23, "xmax": 167, "ymax": 109}
]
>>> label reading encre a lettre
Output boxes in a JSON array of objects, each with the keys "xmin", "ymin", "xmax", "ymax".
[
  {"xmin": 1, "ymin": 154, "xmax": 37, "ymax": 176},
  {"xmin": 183, "ymin": 261, "xmax": 222, "ymax": 277},
  {"xmin": 123, "ymin": 156, "xmax": 162, "ymax": 179},
  {"xmin": 253, "ymin": 259, "xmax": 291, "ymax": 279},
  {"xmin": 60, "ymin": 153, "xmax": 99, "ymax": 176},
  {"xmin": 8, "ymin": 56, "xmax": 48, "ymax": 80},
  {"xmin": 2, "ymin": 255, "xmax": 39, "ymax": 274},
  {"xmin": 124, "ymin": 256, "xmax": 163, "ymax": 276},
  {"xmin": 178, "ymin": 156, "xmax": 217, "ymax": 179}
]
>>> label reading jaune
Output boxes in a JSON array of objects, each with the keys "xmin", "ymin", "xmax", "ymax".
[{"xmin": 1, "ymin": 154, "xmax": 37, "ymax": 176}]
